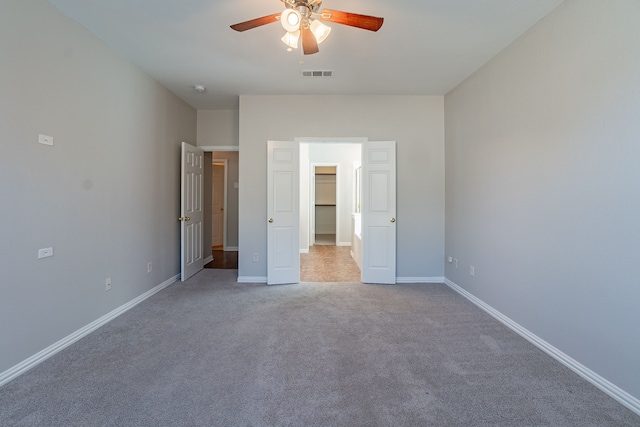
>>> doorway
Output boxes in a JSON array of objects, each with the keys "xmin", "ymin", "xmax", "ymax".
[
  {"xmin": 203, "ymin": 150, "xmax": 239, "ymax": 269},
  {"xmin": 313, "ymin": 165, "xmax": 337, "ymax": 246},
  {"xmin": 267, "ymin": 140, "xmax": 396, "ymax": 285},
  {"xmin": 300, "ymin": 143, "xmax": 361, "ymax": 282},
  {"xmin": 211, "ymin": 161, "xmax": 226, "ymax": 249}
]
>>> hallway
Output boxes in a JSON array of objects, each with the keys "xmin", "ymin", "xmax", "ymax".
[
  {"xmin": 300, "ymin": 245, "xmax": 361, "ymax": 282},
  {"xmin": 204, "ymin": 247, "xmax": 238, "ymax": 269}
]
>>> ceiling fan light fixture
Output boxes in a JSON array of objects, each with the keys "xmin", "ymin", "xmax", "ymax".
[
  {"xmin": 281, "ymin": 30, "xmax": 300, "ymax": 50},
  {"xmin": 310, "ymin": 19, "xmax": 331, "ymax": 44},
  {"xmin": 230, "ymin": 1, "xmax": 384, "ymax": 55},
  {"xmin": 280, "ymin": 9, "xmax": 301, "ymax": 32}
]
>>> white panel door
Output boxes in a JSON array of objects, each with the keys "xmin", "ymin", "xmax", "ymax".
[
  {"xmin": 211, "ymin": 163, "xmax": 224, "ymax": 247},
  {"xmin": 267, "ymin": 141, "xmax": 300, "ymax": 285},
  {"xmin": 361, "ymin": 141, "xmax": 396, "ymax": 284},
  {"xmin": 180, "ymin": 142, "xmax": 204, "ymax": 281}
]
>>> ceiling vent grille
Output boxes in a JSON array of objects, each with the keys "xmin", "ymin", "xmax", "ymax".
[{"xmin": 301, "ymin": 70, "xmax": 334, "ymax": 78}]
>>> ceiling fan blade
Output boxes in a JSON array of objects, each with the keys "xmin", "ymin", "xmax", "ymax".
[
  {"xmin": 301, "ymin": 24, "xmax": 319, "ymax": 55},
  {"xmin": 320, "ymin": 9, "xmax": 384, "ymax": 32},
  {"xmin": 230, "ymin": 13, "xmax": 280, "ymax": 32}
]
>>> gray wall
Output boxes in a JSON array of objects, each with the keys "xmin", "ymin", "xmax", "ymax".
[
  {"xmin": 0, "ymin": 0, "xmax": 196, "ymax": 375},
  {"xmin": 197, "ymin": 110, "xmax": 240, "ymax": 252},
  {"xmin": 445, "ymin": 0, "xmax": 640, "ymax": 398},
  {"xmin": 238, "ymin": 95, "xmax": 445, "ymax": 281},
  {"xmin": 197, "ymin": 110, "xmax": 239, "ymax": 148}
]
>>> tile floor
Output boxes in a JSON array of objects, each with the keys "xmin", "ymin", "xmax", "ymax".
[
  {"xmin": 314, "ymin": 234, "xmax": 336, "ymax": 245},
  {"xmin": 300, "ymin": 245, "xmax": 361, "ymax": 282},
  {"xmin": 204, "ymin": 244, "xmax": 361, "ymax": 283}
]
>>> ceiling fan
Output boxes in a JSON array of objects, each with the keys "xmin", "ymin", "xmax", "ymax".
[{"xmin": 230, "ymin": 0, "xmax": 384, "ymax": 55}]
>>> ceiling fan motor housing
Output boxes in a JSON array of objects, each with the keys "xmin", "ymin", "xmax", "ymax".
[{"xmin": 284, "ymin": 0, "xmax": 322, "ymax": 14}]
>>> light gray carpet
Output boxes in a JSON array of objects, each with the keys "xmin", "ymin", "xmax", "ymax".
[{"xmin": 1, "ymin": 269, "xmax": 638, "ymax": 426}]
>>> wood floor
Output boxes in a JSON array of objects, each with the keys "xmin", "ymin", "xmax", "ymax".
[
  {"xmin": 301, "ymin": 245, "xmax": 361, "ymax": 282},
  {"xmin": 204, "ymin": 248, "xmax": 238, "ymax": 269}
]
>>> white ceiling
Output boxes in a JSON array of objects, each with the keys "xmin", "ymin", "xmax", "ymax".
[{"xmin": 47, "ymin": 0, "xmax": 563, "ymax": 110}]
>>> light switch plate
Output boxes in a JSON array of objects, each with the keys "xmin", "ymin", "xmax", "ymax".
[
  {"xmin": 38, "ymin": 247, "xmax": 54, "ymax": 259},
  {"xmin": 39, "ymin": 134, "xmax": 54, "ymax": 146}
]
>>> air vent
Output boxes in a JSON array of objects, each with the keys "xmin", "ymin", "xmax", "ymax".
[{"xmin": 301, "ymin": 70, "xmax": 334, "ymax": 78}]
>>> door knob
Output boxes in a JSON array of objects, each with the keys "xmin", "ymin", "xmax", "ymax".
[
  {"xmin": 268, "ymin": 218, "xmax": 274, "ymax": 223},
  {"xmin": 390, "ymin": 217, "xmax": 396, "ymax": 223},
  {"xmin": 185, "ymin": 217, "xmax": 191, "ymax": 221},
  {"xmin": 178, "ymin": 217, "xmax": 191, "ymax": 222}
]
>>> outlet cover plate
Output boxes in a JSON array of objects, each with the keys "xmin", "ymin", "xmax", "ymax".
[{"xmin": 39, "ymin": 134, "xmax": 54, "ymax": 146}]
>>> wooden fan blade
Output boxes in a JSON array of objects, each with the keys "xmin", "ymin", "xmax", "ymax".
[
  {"xmin": 230, "ymin": 13, "xmax": 280, "ymax": 32},
  {"xmin": 301, "ymin": 24, "xmax": 319, "ymax": 55},
  {"xmin": 320, "ymin": 9, "xmax": 384, "ymax": 32}
]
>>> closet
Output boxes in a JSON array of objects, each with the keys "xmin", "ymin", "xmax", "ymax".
[{"xmin": 314, "ymin": 166, "xmax": 336, "ymax": 245}]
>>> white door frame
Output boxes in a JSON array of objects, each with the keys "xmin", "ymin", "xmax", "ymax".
[
  {"xmin": 268, "ymin": 137, "xmax": 396, "ymax": 284},
  {"xmin": 211, "ymin": 158, "xmax": 228, "ymax": 250},
  {"xmin": 309, "ymin": 164, "xmax": 315, "ymax": 247},
  {"xmin": 201, "ymin": 146, "xmax": 239, "ymax": 255},
  {"xmin": 299, "ymin": 137, "xmax": 366, "ymax": 253}
]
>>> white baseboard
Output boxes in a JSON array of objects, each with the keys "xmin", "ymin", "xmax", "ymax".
[
  {"xmin": 237, "ymin": 276, "xmax": 443, "ymax": 285},
  {"xmin": 337, "ymin": 242, "xmax": 352, "ymax": 247},
  {"xmin": 224, "ymin": 246, "xmax": 238, "ymax": 251},
  {"xmin": 444, "ymin": 278, "xmax": 640, "ymax": 416},
  {"xmin": 299, "ymin": 248, "xmax": 309, "ymax": 254},
  {"xmin": 203, "ymin": 255, "xmax": 213, "ymax": 264},
  {"xmin": 237, "ymin": 276, "xmax": 267, "ymax": 283},
  {"xmin": 396, "ymin": 276, "xmax": 444, "ymax": 284},
  {"xmin": 0, "ymin": 274, "xmax": 179, "ymax": 388}
]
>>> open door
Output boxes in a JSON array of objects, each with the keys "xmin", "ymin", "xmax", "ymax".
[
  {"xmin": 267, "ymin": 141, "xmax": 300, "ymax": 285},
  {"xmin": 180, "ymin": 142, "xmax": 204, "ymax": 281},
  {"xmin": 361, "ymin": 141, "xmax": 396, "ymax": 284}
]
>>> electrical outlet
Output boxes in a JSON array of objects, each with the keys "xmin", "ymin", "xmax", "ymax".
[
  {"xmin": 253, "ymin": 253, "xmax": 259, "ymax": 262},
  {"xmin": 38, "ymin": 134, "xmax": 54, "ymax": 146},
  {"xmin": 147, "ymin": 262, "xmax": 152, "ymax": 273},
  {"xmin": 105, "ymin": 278, "xmax": 112, "ymax": 291},
  {"xmin": 454, "ymin": 259, "xmax": 458, "ymax": 269},
  {"xmin": 470, "ymin": 265, "xmax": 475, "ymax": 276}
]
